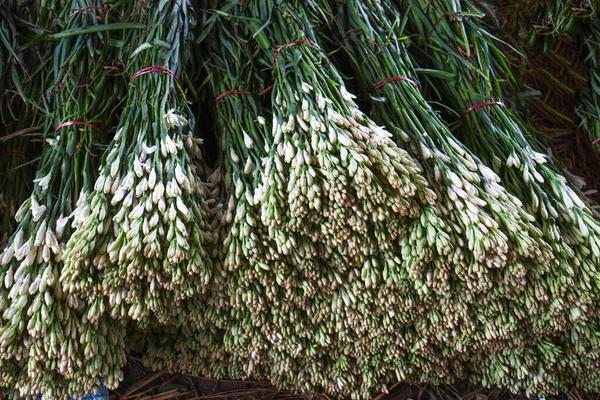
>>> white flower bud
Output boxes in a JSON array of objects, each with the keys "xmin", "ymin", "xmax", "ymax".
[
  {"xmin": 114, "ymin": 128, "xmax": 123, "ymax": 141},
  {"xmin": 28, "ymin": 276, "xmax": 40, "ymax": 295},
  {"xmin": 1, "ymin": 247, "xmax": 14, "ymax": 266},
  {"xmin": 339, "ymin": 85, "xmax": 356, "ymax": 101},
  {"xmin": 230, "ymin": 149, "xmax": 240, "ymax": 164},
  {"xmin": 175, "ymin": 165, "xmax": 187, "ymax": 187},
  {"xmin": 162, "ymin": 135, "xmax": 178, "ymax": 155},
  {"xmin": 34, "ymin": 174, "xmax": 52, "ymax": 195},
  {"xmin": 4, "ymin": 266, "xmax": 13, "ymax": 288},
  {"xmin": 122, "ymin": 171, "xmax": 135, "ymax": 191},
  {"xmin": 243, "ymin": 131, "xmax": 254, "ymax": 149},
  {"xmin": 284, "ymin": 143, "xmax": 295, "ymax": 162},
  {"xmin": 34, "ymin": 219, "xmax": 47, "ymax": 246},
  {"xmin": 447, "ymin": 187, "xmax": 458, "ymax": 202},
  {"xmin": 153, "ymin": 182, "xmax": 165, "ymax": 203},
  {"xmin": 244, "ymin": 158, "xmax": 255, "ymax": 175},
  {"xmin": 479, "ymin": 164, "xmax": 498, "ymax": 182},
  {"xmin": 316, "ymin": 95, "xmax": 326, "ymax": 110},
  {"xmin": 447, "ymin": 171, "xmax": 463, "ymax": 188},
  {"xmin": 15, "ymin": 199, "xmax": 30, "ymax": 223},
  {"xmin": 111, "ymin": 188, "xmax": 127, "ymax": 205},
  {"xmin": 301, "ymin": 99, "xmax": 309, "ymax": 112},
  {"xmin": 273, "ymin": 124, "xmax": 283, "ymax": 145},
  {"xmin": 103, "ymin": 175, "xmax": 113, "ymax": 194},
  {"xmin": 420, "ymin": 142, "xmax": 432, "ymax": 159},
  {"xmin": 176, "ymin": 197, "xmax": 189, "ymax": 217},
  {"xmin": 164, "ymin": 109, "xmax": 188, "ymax": 129},
  {"xmin": 123, "ymin": 191, "xmax": 134, "ymax": 208},
  {"xmin": 148, "ymin": 169, "xmax": 157, "ymax": 189},
  {"xmin": 46, "ymin": 137, "xmax": 59, "ymax": 147},
  {"xmin": 110, "ymin": 158, "xmax": 120, "ymax": 178},
  {"xmin": 13, "ymin": 230, "xmax": 24, "ymax": 252},
  {"xmin": 149, "ymin": 213, "xmax": 159, "ymax": 228},
  {"xmin": 176, "ymin": 218, "xmax": 187, "ymax": 235},
  {"xmin": 145, "ymin": 229, "xmax": 157, "ymax": 244},
  {"xmin": 337, "ymin": 133, "xmax": 352, "ymax": 147},
  {"xmin": 301, "ymin": 82, "xmax": 313, "ymax": 93},
  {"xmin": 31, "ymin": 198, "xmax": 46, "ymax": 221},
  {"xmin": 143, "ymin": 143, "xmax": 158, "ymax": 155},
  {"xmin": 45, "ymin": 230, "xmax": 59, "ymax": 253},
  {"xmin": 135, "ymin": 178, "xmax": 148, "ymax": 198},
  {"xmin": 133, "ymin": 158, "xmax": 144, "ymax": 177},
  {"xmin": 113, "ymin": 206, "xmax": 126, "ymax": 223},
  {"xmin": 129, "ymin": 203, "xmax": 144, "ymax": 220},
  {"xmin": 94, "ymin": 175, "xmax": 106, "ymax": 191}
]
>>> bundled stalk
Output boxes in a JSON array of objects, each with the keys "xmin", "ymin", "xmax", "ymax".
[
  {"xmin": 130, "ymin": 6, "xmax": 255, "ymax": 378},
  {"xmin": 61, "ymin": 0, "xmax": 214, "ymax": 328},
  {"xmin": 0, "ymin": 1, "xmax": 130, "ymax": 398},
  {"xmin": 399, "ymin": 0, "xmax": 600, "ymax": 393},
  {"xmin": 248, "ymin": 0, "xmax": 435, "ymax": 287},
  {"xmin": 321, "ymin": 0, "xmax": 556, "ymax": 376},
  {"xmin": 153, "ymin": 5, "xmax": 276, "ymax": 378}
]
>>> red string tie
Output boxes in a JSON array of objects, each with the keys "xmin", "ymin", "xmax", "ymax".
[
  {"xmin": 215, "ymin": 89, "xmax": 257, "ymax": 103},
  {"xmin": 462, "ymin": 101, "xmax": 506, "ymax": 116},
  {"xmin": 260, "ymin": 84, "xmax": 274, "ymax": 96},
  {"xmin": 272, "ymin": 40, "xmax": 319, "ymax": 68},
  {"xmin": 130, "ymin": 66, "xmax": 181, "ymax": 86},
  {"xmin": 55, "ymin": 121, "xmax": 102, "ymax": 133},
  {"xmin": 371, "ymin": 76, "xmax": 419, "ymax": 93},
  {"xmin": 592, "ymin": 138, "xmax": 600, "ymax": 146}
]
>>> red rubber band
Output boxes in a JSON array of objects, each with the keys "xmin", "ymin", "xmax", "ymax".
[
  {"xmin": 55, "ymin": 121, "xmax": 102, "ymax": 133},
  {"xmin": 272, "ymin": 40, "xmax": 319, "ymax": 68},
  {"xmin": 130, "ymin": 66, "xmax": 181, "ymax": 86},
  {"xmin": 260, "ymin": 84, "xmax": 274, "ymax": 96},
  {"xmin": 592, "ymin": 138, "xmax": 600, "ymax": 146},
  {"xmin": 215, "ymin": 89, "xmax": 256, "ymax": 103},
  {"xmin": 462, "ymin": 101, "xmax": 506, "ymax": 116},
  {"xmin": 371, "ymin": 76, "xmax": 419, "ymax": 92},
  {"xmin": 69, "ymin": 5, "xmax": 105, "ymax": 19}
]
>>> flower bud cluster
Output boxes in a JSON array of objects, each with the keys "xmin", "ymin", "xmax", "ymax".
[{"xmin": 62, "ymin": 106, "xmax": 214, "ymax": 326}]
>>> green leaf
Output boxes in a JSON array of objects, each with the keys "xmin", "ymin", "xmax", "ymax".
[
  {"xmin": 49, "ymin": 23, "xmax": 146, "ymax": 39},
  {"xmin": 108, "ymin": 39, "xmax": 125, "ymax": 48},
  {"xmin": 414, "ymin": 68, "xmax": 455, "ymax": 80},
  {"xmin": 130, "ymin": 42, "xmax": 153, "ymax": 59}
]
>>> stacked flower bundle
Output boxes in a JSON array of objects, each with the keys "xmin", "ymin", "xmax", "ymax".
[
  {"xmin": 0, "ymin": 1, "xmax": 129, "ymax": 397},
  {"xmin": 1, "ymin": 0, "xmax": 600, "ymax": 399},
  {"xmin": 395, "ymin": 0, "xmax": 600, "ymax": 391},
  {"xmin": 60, "ymin": 0, "xmax": 214, "ymax": 329}
]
